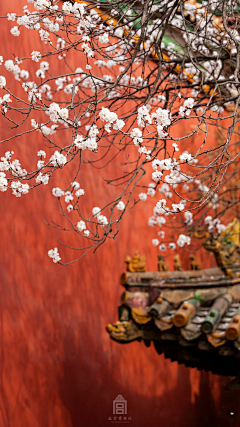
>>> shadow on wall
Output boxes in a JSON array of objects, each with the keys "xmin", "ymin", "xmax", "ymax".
[{"xmin": 58, "ymin": 330, "xmax": 240, "ymax": 427}]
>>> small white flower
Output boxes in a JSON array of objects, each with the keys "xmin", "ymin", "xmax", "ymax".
[
  {"xmin": 97, "ymin": 214, "xmax": 108, "ymax": 227},
  {"xmin": 184, "ymin": 98, "xmax": 194, "ymax": 109},
  {"xmin": 10, "ymin": 26, "xmax": 20, "ymax": 37},
  {"xmin": 67, "ymin": 204, "xmax": 73, "ymax": 213},
  {"xmin": 48, "ymin": 247, "xmax": 61, "ymax": 263},
  {"xmin": 177, "ymin": 234, "xmax": 191, "ymax": 247},
  {"xmin": 216, "ymin": 223, "xmax": 226, "ymax": 234},
  {"xmin": 7, "ymin": 13, "xmax": 16, "ymax": 21},
  {"xmin": 147, "ymin": 187, "xmax": 155, "ymax": 197},
  {"xmin": 52, "ymin": 187, "xmax": 64, "ymax": 197},
  {"xmin": 0, "ymin": 172, "xmax": 8, "ymax": 192},
  {"xmin": 77, "ymin": 220, "xmax": 86, "ymax": 232},
  {"xmin": 159, "ymin": 244, "xmax": 167, "ymax": 251},
  {"xmin": 99, "ymin": 33, "xmax": 109, "ymax": 44},
  {"xmin": 139, "ymin": 193, "xmax": 147, "ymax": 201},
  {"xmin": 50, "ymin": 151, "xmax": 67, "ymax": 167},
  {"xmin": 172, "ymin": 143, "xmax": 179, "ymax": 151},
  {"xmin": 0, "ymin": 76, "xmax": 6, "ymax": 88},
  {"xmin": 152, "ymin": 239, "xmax": 159, "ymax": 247},
  {"xmin": 76, "ymin": 188, "xmax": 85, "ymax": 197},
  {"xmin": 116, "ymin": 201, "xmax": 125, "ymax": 211},
  {"xmin": 31, "ymin": 51, "xmax": 41, "ymax": 62},
  {"xmin": 37, "ymin": 160, "xmax": 44, "ymax": 169},
  {"xmin": 69, "ymin": 182, "xmax": 79, "ymax": 192},
  {"xmin": 184, "ymin": 211, "xmax": 193, "ymax": 225},
  {"xmin": 65, "ymin": 191, "xmax": 74, "ymax": 203},
  {"xmin": 92, "ymin": 206, "xmax": 101, "ymax": 217},
  {"xmin": 40, "ymin": 61, "xmax": 49, "ymax": 71},
  {"xmin": 37, "ymin": 150, "xmax": 46, "ymax": 158}
]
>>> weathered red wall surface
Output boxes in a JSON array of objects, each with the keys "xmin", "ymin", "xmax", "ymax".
[{"xmin": 0, "ymin": 2, "xmax": 240, "ymax": 427}]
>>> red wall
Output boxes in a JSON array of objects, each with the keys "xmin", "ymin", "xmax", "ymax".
[{"xmin": 0, "ymin": 2, "xmax": 240, "ymax": 426}]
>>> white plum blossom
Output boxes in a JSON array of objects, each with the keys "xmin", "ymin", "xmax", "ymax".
[
  {"xmin": 148, "ymin": 216, "xmax": 156, "ymax": 227},
  {"xmin": 10, "ymin": 26, "xmax": 20, "ymax": 37},
  {"xmin": 113, "ymin": 119, "xmax": 125, "ymax": 130},
  {"xmin": 77, "ymin": 220, "xmax": 86, "ymax": 232},
  {"xmin": 31, "ymin": 51, "xmax": 41, "ymax": 62},
  {"xmin": 179, "ymin": 151, "xmax": 192, "ymax": 162},
  {"xmin": 97, "ymin": 214, "xmax": 108, "ymax": 227},
  {"xmin": 46, "ymin": 102, "xmax": 68, "ymax": 123},
  {"xmin": 37, "ymin": 160, "xmax": 44, "ymax": 169},
  {"xmin": 172, "ymin": 203, "xmax": 185, "ymax": 212},
  {"xmin": 159, "ymin": 244, "xmax": 167, "ymax": 251},
  {"xmin": 156, "ymin": 199, "xmax": 167, "ymax": 211},
  {"xmin": 0, "ymin": 94, "xmax": 11, "ymax": 104},
  {"xmin": 36, "ymin": 173, "xmax": 49, "ymax": 185},
  {"xmin": 0, "ymin": 76, "xmax": 6, "ymax": 88},
  {"xmin": 204, "ymin": 216, "xmax": 212, "ymax": 224},
  {"xmin": 147, "ymin": 186, "xmax": 155, "ymax": 197},
  {"xmin": 130, "ymin": 128, "xmax": 142, "ymax": 139},
  {"xmin": 49, "ymin": 151, "xmax": 67, "ymax": 167},
  {"xmin": 152, "ymin": 171, "xmax": 163, "ymax": 182},
  {"xmin": 177, "ymin": 234, "xmax": 191, "ymax": 247},
  {"xmin": 216, "ymin": 223, "xmax": 226, "ymax": 234},
  {"xmin": 184, "ymin": 211, "xmax": 193, "ymax": 225},
  {"xmin": 92, "ymin": 206, "xmax": 101, "ymax": 217},
  {"xmin": 74, "ymin": 135, "xmax": 86, "ymax": 150},
  {"xmin": 0, "ymin": 172, "xmax": 8, "ymax": 192},
  {"xmin": 139, "ymin": 192, "xmax": 147, "ymax": 201},
  {"xmin": 156, "ymin": 216, "xmax": 166, "ymax": 226},
  {"xmin": 67, "ymin": 204, "xmax": 73, "ymax": 213},
  {"xmin": 37, "ymin": 150, "xmax": 46, "ymax": 158},
  {"xmin": 62, "ymin": 2, "xmax": 73, "ymax": 14},
  {"xmin": 184, "ymin": 98, "xmax": 194, "ymax": 109},
  {"xmin": 99, "ymin": 33, "xmax": 109, "ymax": 44},
  {"xmin": 152, "ymin": 108, "xmax": 171, "ymax": 127},
  {"xmin": 11, "ymin": 181, "xmax": 30, "ymax": 196},
  {"xmin": 52, "ymin": 187, "xmax": 64, "ymax": 197},
  {"xmin": 76, "ymin": 188, "xmax": 85, "ymax": 197},
  {"xmin": 40, "ymin": 61, "xmax": 49, "ymax": 71},
  {"xmin": 137, "ymin": 105, "xmax": 152, "ymax": 127},
  {"xmin": 99, "ymin": 107, "xmax": 118, "ymax": 124},
  {"xmin": 36, "ymin": 69, "xmax": 45, "ymax": 79},
  {"xmin": 116, "ymin": 201, "xmax": 125, "ymax": 211},
  {"xmin": 48, "ymin": 247, "xmax": 61, "ymax": 263},
  {"xmin": 7, "ymin": 13, "xmax": 16, "ymax": 21},
  {"xmin": 65, "ymin": 191, "xmax": 74, "ymax": 203},
  {"xmin": 5, "ymin": 60, "xmax": 19, "ymax": 75},
  {"xmin": 152, "ymin": 239, "xmax": 159, "ymax": 246},
  {"xmin": 34, "ymin": 0, "xmax": 50, "ymax": 11},
  {"xmin": 71, "ymin": 181, "xmax": 80, "ymax": 190}
]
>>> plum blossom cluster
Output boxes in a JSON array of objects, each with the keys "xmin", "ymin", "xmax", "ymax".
[
  {"xmin": 46, "ymin": 103, "xmax": 69, "ymax": 124},
  {"xmin": 92, "ymin": 206, "xmax": 108, "ymax": 227},
  {"xmin": 52, "ymin": 181, "xmax": 85, "ymax": 211},
  {"xmin": 0, "ymin": 0, "xmax": 239, "ymax": 264},
  {"xmin": 48, "ymin": 247, "xmax": 61, "ymax": 263},
  {"xmin": 99, "ymin": 107, "xmax": 125, "ymax": 133},
  {"xmin": 204, "ymin": 216, "xmax": 226, "ymax": 234}
]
